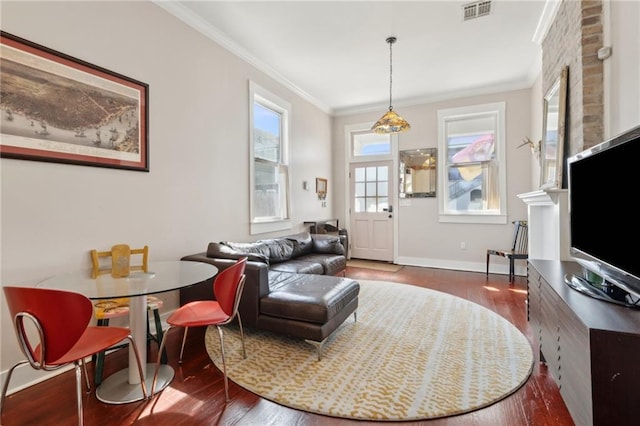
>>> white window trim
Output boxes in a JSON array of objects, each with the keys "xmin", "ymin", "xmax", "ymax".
[
  {"xmin": 437, "ymin": 102, "xmax": 507, "ymax": 224},
  {"xmin": 249, "ymin": 81, "xmax": 292, "ymax": 235}
]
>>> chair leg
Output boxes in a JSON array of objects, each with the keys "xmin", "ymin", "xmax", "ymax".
[
  {"xmin": 237, "ymin": 314, "xmax": 246, "ymax": 359},
  {"xmin": 509, "ymin": 258, "xmax": 515, "ymax": 282},
  {"xmin": 94, "ymin": 318, "xmax": 109, "ymax": 386},
  {"xmin": 81, "ymin": 359, "xmax": 91, "ymax": 394},
  {"xmin": 486, "ymin": 251, "xmax": 490, "ymax": 276},
  {"xmin": 1, "ymin": 360, "xmax": 29, "ymax": 417},
  {"xmin": 151, "ymin": 326, "xmax": 172, "ymax": 396},
  {"xmin": 216, "ymin": 325, "xmax": 229, "ymax": 402},
  {"xmin": 151, "ymin": 309, "xmax": 167, "ymax": 364},
  {"xmin": 178, "ymin": 327, "xmax": 189, "ymax": 363},
  {"xmin": 125, "ymin": 335, "xmax": 148, "ymax": 400},
  {"xmin": 74, "ymin": 362, "xmax": 84, "ymax": 426}
]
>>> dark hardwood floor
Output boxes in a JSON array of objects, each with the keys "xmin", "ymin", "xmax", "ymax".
[{"xmin": 1, "ymin": 265, "xmax": 575, "ymax": 425}]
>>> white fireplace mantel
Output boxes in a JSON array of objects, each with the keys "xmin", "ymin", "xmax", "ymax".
[{"xmin": 518, "ymin": 189, "xmax": 571, "ymax": 261}]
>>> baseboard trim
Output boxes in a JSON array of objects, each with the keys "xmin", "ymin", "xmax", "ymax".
[{"xmin": 394, "ymin": 256, "xmax": 527, "ymax": 278}]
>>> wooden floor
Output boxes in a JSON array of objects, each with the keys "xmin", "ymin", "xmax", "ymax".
[{"xmin": 1, "ymin": 264, "xmax": 575, "ymax": 426}]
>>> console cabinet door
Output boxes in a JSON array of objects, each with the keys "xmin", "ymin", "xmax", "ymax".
[
  {"xmin": 557, "ymin": 295, "xmax": 592, "ymax": 426},
  {"xmin": 540, "ymin": 281, "xmax": 560, "ymax": 380},
  {"xmin": 528, "ymin": 266, "xmax": 543, "ymax": 353}
]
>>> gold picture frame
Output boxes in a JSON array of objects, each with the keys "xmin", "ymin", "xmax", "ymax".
[
  {"xmin": 540, "ymin": 66, "xmax": 568, "ymax": 189},
  {"xmin": 316, "ymin": 177, "xmax": 327, "ymax": 200}
]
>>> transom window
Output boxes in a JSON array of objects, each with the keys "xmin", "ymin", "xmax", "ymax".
[
  {"xmin": 437, "ymin": 102, "xmax": 507, "ymax": 224},
  {"xmin": 352, "ymin": 131, "xmax": 391, "ymax": 157}
]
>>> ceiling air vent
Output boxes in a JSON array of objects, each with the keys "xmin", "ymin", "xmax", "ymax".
[{"xmin": 463, "ymin": 1, "xmax": 492, "ymax": 21}]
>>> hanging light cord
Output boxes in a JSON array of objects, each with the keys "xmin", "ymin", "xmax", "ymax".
[{"xmin": 388, "ymin": 37, "xmax": 394, "ymax": 112}]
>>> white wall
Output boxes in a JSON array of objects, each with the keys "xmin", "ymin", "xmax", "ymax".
[
  {"xmin": 606, "ymin": 0, "xmax": 640, "ymax": 136},
  {"xmin": 0, "ymin": 0, "xmax": 333, "ymax": 391},
  {"xmin": 333, "ymin": 89, "xmax": 533, "ymax": 271}
]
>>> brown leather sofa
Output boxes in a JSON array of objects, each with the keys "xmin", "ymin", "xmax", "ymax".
[{"xmin": 180, "ymin": 232, "xmax": 359, "ymax": 358}]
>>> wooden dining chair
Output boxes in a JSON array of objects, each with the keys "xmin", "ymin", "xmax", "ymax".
[
  {"xmin": 151, "ymin": 257, "xmax": 248, "ymax": 401},
  {"xmin": 89, "ymin": 244, "xmax": 166, "ymax": 385},
  {"xmin": 486, "ymin": 220, "xmax": 528, "ymax": 282},
  {"xmin": 1, "ymin": 286, "xmax": 148, "ymax": 426}
]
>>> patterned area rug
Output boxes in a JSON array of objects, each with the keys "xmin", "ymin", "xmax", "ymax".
[{"xmin": 205, "ymin": 280, "xmax": 533, "ymax": 421}]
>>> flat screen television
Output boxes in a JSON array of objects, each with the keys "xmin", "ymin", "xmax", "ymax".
[{"xmin": 566, "ymin": 123, "xmax": 640, "ymax": 308}]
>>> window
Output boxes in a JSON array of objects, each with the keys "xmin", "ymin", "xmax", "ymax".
[
  {"xmin": 249, "ymin": 82, "xmax": 291, "ymax": 234},
  {"xmin": 353, "ymin": 164, "xmax": 389, "ymax": 212},
  {"xmin": 352, "ymin": 131, "xmax": 391, "ymax": 157},
  {"xmin": 437, "ymin": 102, "xmax": 507, "ymax": 224}
]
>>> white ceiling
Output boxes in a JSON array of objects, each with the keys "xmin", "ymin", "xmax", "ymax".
[{"xmin": 157, "ymin": 1, "xmax": 553, "ymax": 115}]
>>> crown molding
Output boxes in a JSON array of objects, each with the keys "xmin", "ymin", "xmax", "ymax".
[
  {"xmin": 532, "ymin": 0, "xmax": 562, "ymax": 45},
  {"xmin": 153, "ymin": 1, "xmax": 333, "ymax": 115}
]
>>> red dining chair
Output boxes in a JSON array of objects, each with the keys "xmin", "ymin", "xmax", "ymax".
[
  {"xmin": 151, "ymin": 257, "xmax": 247, "ymax": 401},
  {"xmin": 1, "ymin": 286, "xmax": 148, "ymax": 425}
]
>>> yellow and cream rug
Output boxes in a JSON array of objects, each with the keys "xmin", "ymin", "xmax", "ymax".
[{"xmin": 205, "ymin": 280, "xmax": 533, "ymax": 421}]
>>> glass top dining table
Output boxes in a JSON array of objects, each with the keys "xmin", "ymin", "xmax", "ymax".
[{"xmin": 37, "ymin": 260, "xmax": 218, "ymax": 404}]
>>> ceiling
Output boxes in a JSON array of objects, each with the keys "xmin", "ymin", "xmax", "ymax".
[{"xmin": 156, "ymin": 1, "xmax": 553, "ymax": 116}]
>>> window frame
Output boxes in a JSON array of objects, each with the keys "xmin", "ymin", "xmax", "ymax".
[
  {"xmin": 437, "ymin": 102, "xmax": 507, "ymax": 224},
  {"xmin": 249, "ymin": 81, "xmax": 292, "ymax": 235}
]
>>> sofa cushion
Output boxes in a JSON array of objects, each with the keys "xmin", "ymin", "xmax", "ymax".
[
  {"xmin": 262, "ymin": 272, "xmax": 360, "ymax": 324},
  {"xmin": 312, "ymin": 234, "xmax": 345, "ymax": 255},
  {"xmin": 286, "ymin": 232, "xmax": 314, "ymax": 257},
  {"xmin": 258, "ymin": 238, "xmax": 295, "ymax": 264},
  {"xmin": 297, "ymin": 253, "xmax": 346, "ymax": 276},
  {"xmin": 269, "ymin": 259, "xmax": 324, "ymax": 275},
  {"xmin": 207, "ymin": 241, "xmax": 269, "ymax": 264}
]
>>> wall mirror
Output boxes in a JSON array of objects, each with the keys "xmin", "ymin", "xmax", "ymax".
[
  {"xmin": 540, "ymin": 66, "xmax": 569, "ymax": 189},
  {"xmin": 399, "ymin": 148, "xmax": 437, "ymax": 198}
]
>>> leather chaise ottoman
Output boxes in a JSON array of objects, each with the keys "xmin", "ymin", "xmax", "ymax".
[{"xmin": 257, "ymin": 271, "xmax": 359, "ymax": 359}]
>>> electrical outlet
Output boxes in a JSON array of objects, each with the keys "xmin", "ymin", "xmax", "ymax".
[{"xmin": 460, "ymin": 241, "xmax": 466, "ymax": 250}]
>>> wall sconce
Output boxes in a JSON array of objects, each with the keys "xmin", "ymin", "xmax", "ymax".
[{"xmin": 316, "ymin": 177, "xmax": 327, "ymax": 200}]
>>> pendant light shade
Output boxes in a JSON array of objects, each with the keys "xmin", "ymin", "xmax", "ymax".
[{"xmin": 371, "ymin": 36, "xmax": 411, "ymax": 134}]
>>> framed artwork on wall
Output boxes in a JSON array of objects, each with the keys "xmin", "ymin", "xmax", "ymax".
[
  {"xmin": 0, "ymin": 31, "xmax": 149, "ymax": 172},
  {"xmin": 316, "ymin": 177, "xmax": 327, "ymax": 200}
]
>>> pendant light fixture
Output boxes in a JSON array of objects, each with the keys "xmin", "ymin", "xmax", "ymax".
[{"xmin": 371, "ymin": 36, "xmax": 411, "ymax": 134}]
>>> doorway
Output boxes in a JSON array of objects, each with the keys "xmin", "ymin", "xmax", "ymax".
[{"xmin": 349, "ymin": 161, "xmax": 395, "ymax": 261}]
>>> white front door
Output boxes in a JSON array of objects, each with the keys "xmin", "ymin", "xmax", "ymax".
[{"xmin": 349, "ymin": 161, "xmax": 394, "ymax": 261}]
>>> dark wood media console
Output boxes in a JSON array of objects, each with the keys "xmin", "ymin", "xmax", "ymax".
[{"xmin": 528, "ymin": 260, "xmax": 640, "ymax": 426}]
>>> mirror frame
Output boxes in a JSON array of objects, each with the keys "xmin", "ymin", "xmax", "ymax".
[
  {"xmin": 540, "ymin": 66, "xmax": 569, "ymax": 189},
  {"xmin": 399, "ymin": 148, "xmax": 437, "ymax": 198}
]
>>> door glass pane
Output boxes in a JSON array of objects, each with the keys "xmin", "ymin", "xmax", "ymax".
[
  {"xmin": 355, "ymin": 198, "xmax": 365, "ymax": 212},
  {"xmin": 355, "ymin": 182, "xmax": 365, "ymax": 197},
  {"xmin": 365, "ymin": 197, "xmax": 377, "ymax": 212},
  {"xmin": 366, "ymin": 167, "xmax": 377, "ymax": 180},
  {"xmin": 366, "ymin": 182, "xmax": 377, "ymax": 196},
  {"xmin": 378, "ymin": 197, "xmax": 389, "ymax": 212},
  {"xmin": 377, "ymin": 166, "xmax": 388, "ymax": 181},
  {"xmin": 377, "ymin": 182, "xmax": 388, "ymax": 196},
  {"xmin": 355, "ymin": 167, "xmax": 365, "ymax": 181}
]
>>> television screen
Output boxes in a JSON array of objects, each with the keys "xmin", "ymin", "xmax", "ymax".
[{"xmin": 567, "ymin": 124, "xmax": 640, "ymax": 304}]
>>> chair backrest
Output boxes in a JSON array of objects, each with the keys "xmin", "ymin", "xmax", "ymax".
[
  {"xmin": 3, "ymin": 286, "xmax": 93, "ymax": 366},
  {"xmin": 90, "ymin": 244, "xmax": 149, "ymax": 278},
  {"xmin": 213, "ymin": 257, "xmax": 247, "ymax": 317},
  {"xmin": 511, "ymin": 220, "xmax": 528, "ymax": 254}
]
